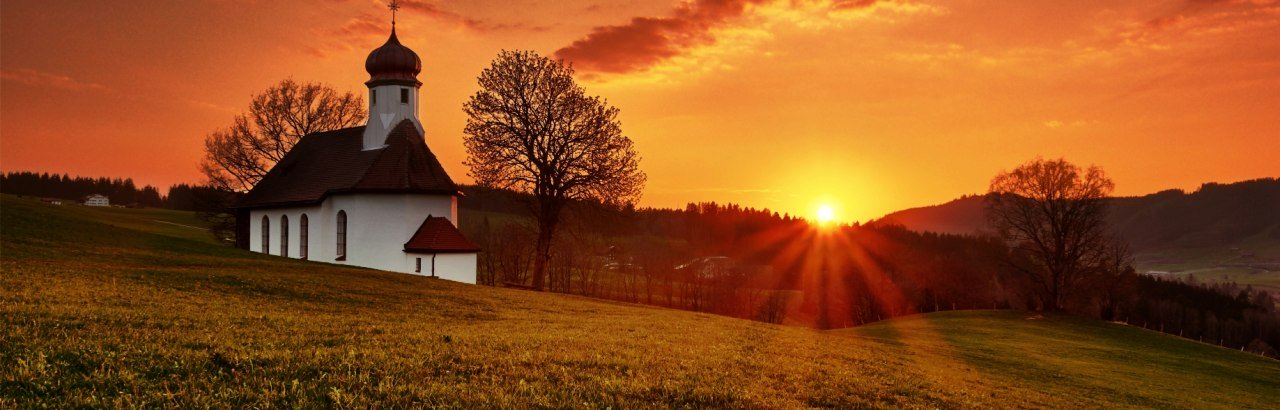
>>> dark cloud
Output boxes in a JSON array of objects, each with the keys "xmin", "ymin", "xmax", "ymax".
[
  {"xmin": 554, "ymin": 0, "xmax": 887, "ymax": 75},
  {"xmin": 554, "ymin": 0, "xmax": 768, "ymax": 74}
]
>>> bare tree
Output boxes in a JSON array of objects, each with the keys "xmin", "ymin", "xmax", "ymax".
[
  {"xmin": 463, "ymin": 50, "xmax": 646, "ymax": 291},
  {"xmin": 201, "ymin": 79, "xmax": 365, "ymax": 193},
  {"xmin": 758, "ymin": 291, "xmax": 790, "ymax": 324},
  {"xmin": 986, "ymin": 157, "xmax": 1120, "ymax": 311},
  {"xmin": 489, "ymin": 221, "xmax": 535, "ymax": 286},
  {"xmin": 1092, "ymin": 238, "xmax": 1134, "ymax": 320}
]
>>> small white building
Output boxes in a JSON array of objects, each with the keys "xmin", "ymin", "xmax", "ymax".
[
  {"xmin": 232, "ymin": 22, "xmax": 479, "ymax": 283},
  {"xmin": 83, "ymin": 194, "xmax": 109, "ymax": 207}
]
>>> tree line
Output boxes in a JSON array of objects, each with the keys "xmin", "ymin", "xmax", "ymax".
[
  {"xmin": 1, "ymin": 171, "xmax": 233, "ymax": 212},
  {"xmin": 1, "ymin": 171, "xmax": 163, "ymax": 207}
]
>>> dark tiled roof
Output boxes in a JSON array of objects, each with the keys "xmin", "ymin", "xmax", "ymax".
[
  {"xmin": 236, "ymin": 120, "xmax": 457, "ymax": 208},
  {"xmin": 403, "ymin": 216, "xmax": 481, "ymax": 253}
]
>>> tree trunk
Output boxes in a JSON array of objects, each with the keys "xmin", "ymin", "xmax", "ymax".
[
  {"xmin": 530, "ymin": 198, "xmax": 562, "ymax": 291},
  {"xmin": 531, "ymin": 222, "xmax": 553, "ymax": 291}
]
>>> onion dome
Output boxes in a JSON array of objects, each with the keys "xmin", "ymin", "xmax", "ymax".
[{"xmin": 365, "ymin": 28, "xmax": 421, "ymax": 86}]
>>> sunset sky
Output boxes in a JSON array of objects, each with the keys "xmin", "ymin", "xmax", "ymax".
[{"xmin": 2, "ymin": 0, "xmax": 1278, "ymax": 222}]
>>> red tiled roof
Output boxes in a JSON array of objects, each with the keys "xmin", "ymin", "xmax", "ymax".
[
  {"xmin": 403, "ymin": 216, "xmax": 481, "ymax": 253},
  {"xmin": 236, "ymin": 120, "xmax": 457, "ymax": 208}
]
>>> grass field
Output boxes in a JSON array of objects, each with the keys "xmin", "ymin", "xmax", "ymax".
[
  {"xmin": 1135, "ymin": 241, "xmax": 1280, "ymax": 271},
  {"xmin": 3, "ymin": 195, "xmax": 1278, "ymax": 407},
  {"xmin": 1134, "ymin": 234, "xmax": 1280, "ymax": 295}
]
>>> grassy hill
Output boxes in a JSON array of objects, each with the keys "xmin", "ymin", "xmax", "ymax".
[{"xmin": 2, "ymin": 195, "xmax": 1278, "ymax": 407}]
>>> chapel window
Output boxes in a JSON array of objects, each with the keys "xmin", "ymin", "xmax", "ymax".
[
  {"xmin": 280, "ymin": 215, "xmax": 289, "ymax": 257},
  {"xmin": 261, "ymin": 215, "xmax": 270, "ymax": 253},
  {"xmin": 300, "ymin": 214, "xmax": 309, "ymax": 260},
  {"xmin": 336, "ymin": 210, "xmax": 347, "ymax": 260}
]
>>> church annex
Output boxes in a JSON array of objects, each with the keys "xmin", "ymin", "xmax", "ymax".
[{"xmin": 232, "ymin": 19, "xmax": 479, "ymax": 283}]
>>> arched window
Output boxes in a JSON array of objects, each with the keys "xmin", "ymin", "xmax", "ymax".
[
  {"xmin": 336, "ymin": 210, "xmax": 347, "ymax": 260},
  {"xmin": 280, "ymin": 215, "xmax": 289, "ymax": 257},
  {"xmin": 300, "ymin": 214, "xmax": 309, "ymax": 260},
  {"xmin": 260, "ymin": 215, "xmax": 269, "ymax": 253}
]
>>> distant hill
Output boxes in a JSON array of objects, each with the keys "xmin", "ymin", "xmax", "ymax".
[
  {"xmin": 872, "ymin": 178, "xmax": 1280, "ymax": 251},
  {"xmin": 871, "ymin": 178, "xmax": 1280, "ymax": 293},
  {"xmin": 1110, "ymin": 179, "xmax": 1280, "ymax": 250},
  {"xmin": 2, "ymin": 194, "xmax": 1278, "ymax": 407},
  {"xmin": 871, "ymin": 194, "xmax": 990, "ymax": 236}
]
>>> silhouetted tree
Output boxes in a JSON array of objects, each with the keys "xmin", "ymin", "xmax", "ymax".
[
  {"xmin": 1090, "ymin": 238, "xmax": 1134, "ymax": 320},
  {"xmin": 197, "ymin": 79, "xmax": 363, "ymax": 245},
  {"xmin": 758, "ymin": 291, "xmax": 790, "ymax": 324},
  {"xmin": 463, "ymin": 50, "xmax": 645, "ymax": 291},
  {"xmin": 986, "ymin": 158, "xmax": 1119, "ymax": 311},
  {"xmin": 200, "ymin": 79, "xmax": 365, "ymax": 193}
]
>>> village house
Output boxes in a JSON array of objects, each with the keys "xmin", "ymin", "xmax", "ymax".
[{"xmin": 82, "ymin": 194, "xmax": 109, "ymax": 207}]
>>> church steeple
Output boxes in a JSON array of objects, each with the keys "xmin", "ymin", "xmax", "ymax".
[{"xmin": 362, "ymin": 0, "xmax": 423, "ymax": 150}]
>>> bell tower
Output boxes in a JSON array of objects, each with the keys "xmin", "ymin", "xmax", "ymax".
[{"xmin": 362, "ymin": 1, "xmax": 423, "ymax": 150}]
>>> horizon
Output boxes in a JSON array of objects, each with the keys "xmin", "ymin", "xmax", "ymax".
[
  {"xmin": 3, "ymin": 0, "xmax": 1279, "ymax": 223},
  {"xmin": 0, "ymin": 168, "xmax": 1274, "ymax": 223}
]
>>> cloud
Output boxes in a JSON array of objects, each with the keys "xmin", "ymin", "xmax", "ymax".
[
  {"xmin": 333, "ymin": 14, "xmax": 385, "ymax": 37},
  {"xmin": 0, "ymin": 68, "xmax": 108, "ymax": 92},
  {"xmin": 306, "ymin": 13, "xmax": 386, "ymax": 58},
  {"xmin": 554, "ymin": 0, "xmax": 769, "ymax": 75},
  {"xmin": 553, "ymin": 0, "xmax": 938, "ymax": 77},
  {"xmin": 184, "ymin": 98, "xmax": 238, "ymax": 114},
  {"xmin": 308, "ymin": 1, "xmax": 548, "ymax": 58},
  {"xmin": 1120, "ymin": 0, "xmax": 1280, "ymax": 46},
  {"xmin": 668, "ymin": 187, "xmax": 783, "ymax": 194},
  {"xmin": 1043, "ymin": 119, "xmax": 1093, "ymax": 129},
  {"xmin": 388, "ymin": 0, "xmax": 550, "ymax": 33}
]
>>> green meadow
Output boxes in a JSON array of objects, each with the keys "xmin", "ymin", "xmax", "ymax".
[
  {"xmin": 1134, "ymin": 236, "xmax": 1280, "ymax": 295},
  {"xmin": 2, "ymin": 195, "xmax": 1278, "ymax": 407}
]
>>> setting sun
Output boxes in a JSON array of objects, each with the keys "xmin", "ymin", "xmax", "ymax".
[{"xmin": 816, "ymin": 204, "xmax": 835, "ymax": 224}]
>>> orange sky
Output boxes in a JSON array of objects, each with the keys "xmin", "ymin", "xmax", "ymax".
[{"xmin": 3, "ymin": 0, "xmax": 1278, "ymax": 222}]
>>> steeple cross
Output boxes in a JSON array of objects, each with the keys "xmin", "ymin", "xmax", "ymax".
[{"xmin": 388, "ymin": 0, "xmax": 400, "ymax": 25}]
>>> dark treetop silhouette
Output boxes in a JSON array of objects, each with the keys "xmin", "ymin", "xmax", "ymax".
[{"xmin": 201, "ymin": 79, "xmax": 365, "ymax": 194}]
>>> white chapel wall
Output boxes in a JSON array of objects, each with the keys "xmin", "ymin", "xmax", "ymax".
[
  {"xmin": 402, "ymin": 253, "xmax": 476, "ymax": 283},
  {"xmin": 247, "ymin": 193, "xmax": 472, "ymax": 283}
]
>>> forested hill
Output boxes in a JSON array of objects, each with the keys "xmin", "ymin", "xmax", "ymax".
[{"xmin": 871, "ymin": 178, "xmax": 1280, "ymax": 250}]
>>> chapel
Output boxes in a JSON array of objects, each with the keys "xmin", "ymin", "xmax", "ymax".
[{"xmin": 233, "ymin": 17, "xmax": 479, "ymax": 283}]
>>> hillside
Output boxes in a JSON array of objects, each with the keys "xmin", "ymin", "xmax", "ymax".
[
  {"xmin": 872, "ymin": 178, "xmax": 1280, "ymax": 292},
  {"xmin": 873, "ymin": 178, "xmax": 1280, "ymax": 246},
  {"xmin": 2, "ymin": 195, "xmax": 1278, "ymax": 407},
  {"xmin": 871, "ymin": 194, "xmax": 989, "ymax": 236}
]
